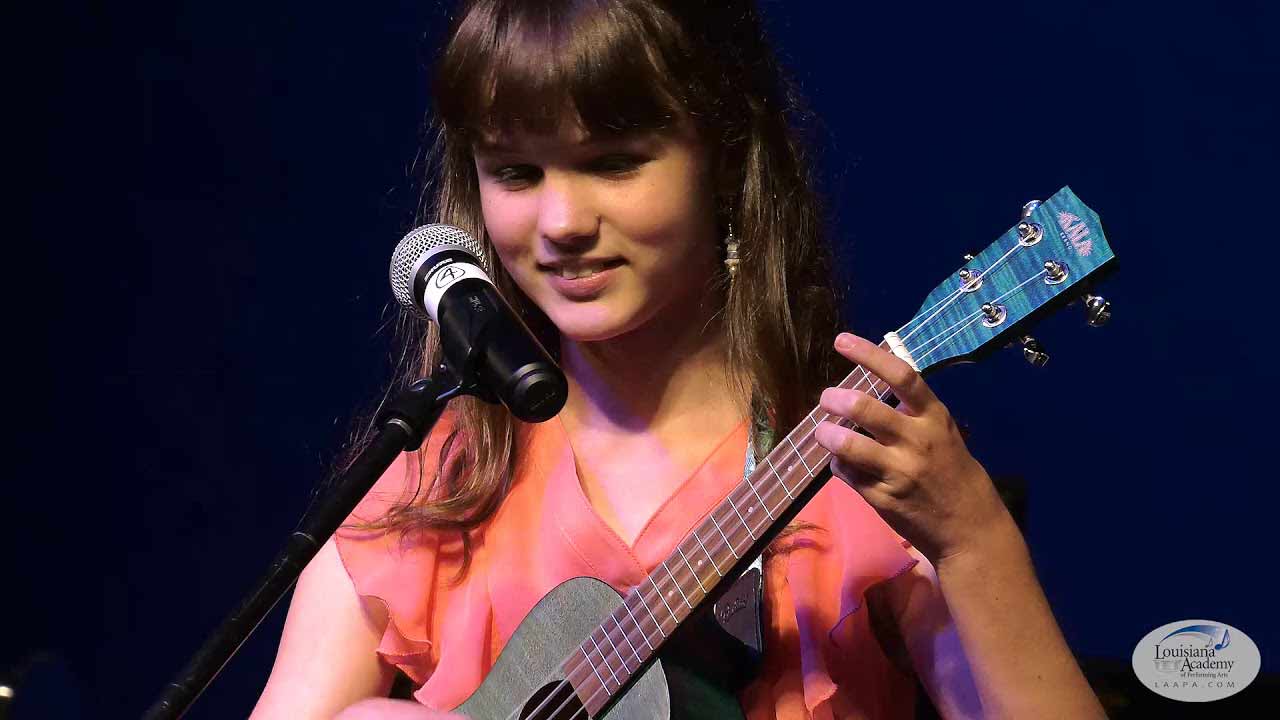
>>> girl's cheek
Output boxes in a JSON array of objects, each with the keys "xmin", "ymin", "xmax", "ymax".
[{"xmin": 481, "ymin": 194, "xmax": 536, "ymax": 252}]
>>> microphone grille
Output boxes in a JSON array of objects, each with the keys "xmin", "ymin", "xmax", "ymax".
[{"xmin": 389, "ymin": 224, "xmax": 489, "ymax": 311}]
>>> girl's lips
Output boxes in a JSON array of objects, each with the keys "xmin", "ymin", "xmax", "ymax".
[{"xmin": 544, "ymin": 263, "xmax": 622, "ymax": 299}]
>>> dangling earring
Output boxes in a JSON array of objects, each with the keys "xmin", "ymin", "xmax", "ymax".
[{"xmin": 724, "ymin": 222, "xmax": 740, "ymax": 280}]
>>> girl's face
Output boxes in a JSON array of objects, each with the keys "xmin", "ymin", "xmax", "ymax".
[{"xmin": 473, "ymin": 120, "xmax": 721, "ymax": 344}]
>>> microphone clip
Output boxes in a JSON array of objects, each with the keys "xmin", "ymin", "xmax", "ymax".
[{"xmin": 375, "ymin": 316, "xmax": 501, "ymax": 452}]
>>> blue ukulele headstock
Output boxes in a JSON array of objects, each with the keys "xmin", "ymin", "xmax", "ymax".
[{"xmin": 893, "ymin": 186, "xmax": 1116, "ymax": 373}]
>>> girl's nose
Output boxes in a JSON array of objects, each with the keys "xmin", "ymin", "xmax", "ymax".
[{"xmin": 536, "ymin": 173, "xmax": 599, "ymax": 248}]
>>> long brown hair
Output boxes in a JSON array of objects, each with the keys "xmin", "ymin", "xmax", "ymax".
[{"xmin": 355, "ymin": 0, "xmax": 844, "ymax": 572}]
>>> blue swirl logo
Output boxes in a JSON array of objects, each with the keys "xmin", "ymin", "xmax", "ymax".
[{"xmin": 1133, "ymin": 619, "xmax": 1260, "ymax": 702}]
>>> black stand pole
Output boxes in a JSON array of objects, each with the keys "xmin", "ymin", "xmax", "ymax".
[{"xmin": 142, "ymin": 364, "xmax": 464, "ymax": 720}]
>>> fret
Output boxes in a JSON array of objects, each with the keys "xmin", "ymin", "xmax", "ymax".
[
  {"xmin": 691, "ymin": 528, "xmax": 723, "ymax": 575},
  {"xmin": 784, "ymin": 434, "xmax": 816, "ymax": 476},
  {"xmin": 582, "ymin": 355, "xmax": 876, "ymax": 715},
  {"xmin": 577, "ymin": 385, "xmax": 859, "ymax": 714},
  {"xmin": 728, "ymin": 498, "xmax": 755, "ymax": 548},
  {"xmin": 764, "ymin": 455, "xmax": 795, "ymax": 499},
  {"xmin": 633, "ymin": 588, "xmax": 667, "ymax": 639},
  {"xmin": 649, "ymin": 575, "xmax": 679, "ymax": 625},
  {"xmin": 707, "ymin": 511, "xmax": 740, "ymax": 559},
  {"xmin": 724, "ymin": 491, "xmax": 755, "ymax": 540},
  {"xmin": 775, "ymin": 449, "xmax": 800, "ymax": 483},
  {"xmin": 675, "ymin": 544, "xmax": 708, "ymax": 593},
  {"xmin": 853, "ymin": 365, "xmax": 877, "ymax": 391},
  {"xmin": 589, "ymin": 633, "xmax": 620, "ymax": 688},
  {"xmin": 611, "ymin": 613, "xmax": 643, "ymax": 667},
  {"xmin": 799, "ymin": 430, "xmax": 829, "ymax": 465},
  {"xmin": 618, "ymin": 596, "xmax": 656, "ymax": 650},
  {"xmin": 661, "ymin": 559, "xmax": 695, "ymax": 610},
  {"xmin": 848, "ymin": 364, "xmax": 892, "ymax": 401},
  {"xmin": 556, "ymin": 187, "xmax": 1117, "ymax": 714},
  {"xmin": 757, "ymin": 476, "xmax": 789, "ymax": 519},
  {"xmin": 598, "ymin": 623, "xmax": 631, "ymax": 675},
  {"xmin": 745, "ymin": 476, "xmax": 776, "ymax": 521},
  {"xmin": 581, "ymin": 644, "xmax": 609, "ymax": 695}
]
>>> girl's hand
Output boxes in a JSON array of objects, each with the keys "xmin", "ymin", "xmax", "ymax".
[{"xmin": 813, "ymin": 332, "xmax": 1013, "ymax": 566}]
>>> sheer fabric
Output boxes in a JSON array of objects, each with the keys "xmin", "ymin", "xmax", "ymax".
[{"xmin": 335, "ymin": 415, "xmax": 918, "ymax": 719}]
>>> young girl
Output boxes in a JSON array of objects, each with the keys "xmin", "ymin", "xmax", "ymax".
[{"xmin": 252, "ymin": 1, "xmax": 1104, "ymax": 718}]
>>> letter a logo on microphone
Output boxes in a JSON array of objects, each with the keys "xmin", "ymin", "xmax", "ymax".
[
  {"xmin": 435, "ymin": 264, "xmax": 466, "ymax": 288},
  {"xmin": 423, "ymin": 261, "xmax": 492, "ymax": 321}
]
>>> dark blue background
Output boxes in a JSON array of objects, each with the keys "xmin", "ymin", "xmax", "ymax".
[{"xmin": 13, "ymin": 1, "xmax": 1276, "ymax": 717}]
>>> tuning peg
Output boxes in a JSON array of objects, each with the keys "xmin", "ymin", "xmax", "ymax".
[
  {"xmin": 1021, "ymin": 200, "xmax": 1042, "ymax": 220},
  {"xmin": 1020, "ymin": 336, "xmax": 1049, "ymax": 367},
  {"xmin": 963, "ymin": 253, "xmax": 976, "ymax": 262},
  {"xmin": 1084, "ymin": 294, "xmax": 1111, "ymax": 327},
  {"xmin": 1043, "ymin": 259, "xmax": 1067, "ymax": 284}
]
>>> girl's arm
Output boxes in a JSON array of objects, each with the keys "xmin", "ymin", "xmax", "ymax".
[
  {"xmin": 933, "ymin": 515, "xmax": 1101, "ymax": 718},
  {"xmin": 250, "ymin": 538, "xmax": 396, "ymax": 720},
  {"xmin": 880, "ymin": 524, "xmax": 1102, "ymax": 719}
]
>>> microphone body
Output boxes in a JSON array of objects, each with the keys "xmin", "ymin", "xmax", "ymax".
[{"xmin": 392, "ymin": 226, "xmax": 567, "ymax": 422}]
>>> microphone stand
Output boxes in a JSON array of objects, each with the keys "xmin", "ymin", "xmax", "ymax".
[{"xmin": 143, "ymin": 362, "xmax": 471, "ymax": 719}]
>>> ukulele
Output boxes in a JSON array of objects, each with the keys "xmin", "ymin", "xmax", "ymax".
[{"xmin": 453, "ymin": 186, "xmax": 1116, "ymax": 719}]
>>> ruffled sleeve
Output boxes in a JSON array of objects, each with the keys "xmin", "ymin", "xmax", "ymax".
[
  {"xmin": 333, "ymin": 413, "xmax": 497, "ymax": 709},
  {"xmin": 743, "ymin": 480, "xmax": 920, "ymax": 720}
]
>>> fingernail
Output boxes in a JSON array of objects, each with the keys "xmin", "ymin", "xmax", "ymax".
[{"xmin": 835, "ymin": 333, "xmax": 855, "ymax": 351}]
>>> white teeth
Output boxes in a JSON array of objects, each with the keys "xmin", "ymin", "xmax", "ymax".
[{"xmin": 557, "ymin": 266, "xmax": 604, "ymax": 279}]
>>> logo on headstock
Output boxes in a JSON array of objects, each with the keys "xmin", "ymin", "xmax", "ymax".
[{"xmin": 1056, "ymin": 211, "xmax": 1094, "ymax": 257}]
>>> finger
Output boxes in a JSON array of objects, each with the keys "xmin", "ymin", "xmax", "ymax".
[
  {"xmin": 814, "ymin": 419, "xmax": 893, "ymax": 477},
  {"xmin": 829, "ymin": 455, "xmax": 897, "ymax": 508},
  {"xmin": 819, "ymin": 386, "xmax": 907, "ymax": 441},
  {"xmin": 833, "ymin": 332, "xmax": 939, "ymax": 414}
]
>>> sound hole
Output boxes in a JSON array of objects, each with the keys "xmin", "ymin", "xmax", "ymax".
[{"xmin": 519, "ymin": 679, "xmax": 587, "ymax": 720}]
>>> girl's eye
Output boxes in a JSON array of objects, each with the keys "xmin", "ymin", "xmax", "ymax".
[
  {"xmin": 492, "ymin": 165, "xmax": 541, "ymax": 187},
  {"xmin": 589, "ymin": 154, "xmax": 646, "ymax": 176}
]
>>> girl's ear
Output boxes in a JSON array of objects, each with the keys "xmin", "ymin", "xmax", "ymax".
[{"xmin": 712, "ymin": 140, "xmax": 744, "ymax": 205}]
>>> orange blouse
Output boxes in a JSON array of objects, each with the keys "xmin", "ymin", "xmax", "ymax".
[{"xmin": 335, "ymin": 414, "xmax": 920, "ymax": 719}]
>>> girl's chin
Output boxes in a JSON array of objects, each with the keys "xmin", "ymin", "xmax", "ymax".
[
  {"xmin": 553, "ymin": 322, "xmax": 634, "ymax": 345},
  {"xmin": 544, "ymin": 306, "xmax": 648, "ymax": 345}
]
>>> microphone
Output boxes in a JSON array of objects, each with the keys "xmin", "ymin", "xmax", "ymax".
[{"xmin": 390, "ymin": 224, "xmax": 567, "ymax": 422}]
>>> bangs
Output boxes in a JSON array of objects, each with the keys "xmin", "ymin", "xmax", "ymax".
[{"xmin": 435, "ymin": 0, "xmax": 689, "ymax": 139}]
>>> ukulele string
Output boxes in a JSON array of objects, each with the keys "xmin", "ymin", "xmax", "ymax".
[
  {"xmin": 519, "ymin": 261, "xmax": 1046, "ymax": 718},
  {"xmin": 905, "ymin": 307, "xmax": 986, "ymax": 361},
  {"xmin": 523, "ymin": 367, "xmax": 898, "ymax": 719},
  {"xmin": 910, "ymin": 269, "xmax": 1048, "ymax": 365},
  {"xmin": 895, "ymin": 239, "xmax": 1027, "ymax": 342},
  {"xmin": 518, "ymin": 268, "xmax": 1047, "ymax": 720},
  {"xmin": 905, "ymin": 263, "xmax": 1045, "ymax": 363},
  {"xmin": 518, "ymin": 373, "xmax": 896, "ymax": 720}
]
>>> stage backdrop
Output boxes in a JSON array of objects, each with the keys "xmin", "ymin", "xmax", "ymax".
[{"xmin": 13, "ymin": 0, "xmax": 1276, "ymax": 717}]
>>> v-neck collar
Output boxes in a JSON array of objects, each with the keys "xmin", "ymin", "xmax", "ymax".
[{"xmin": 543, "ymin": 416, "xmax": 750, "ymax": 591}]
